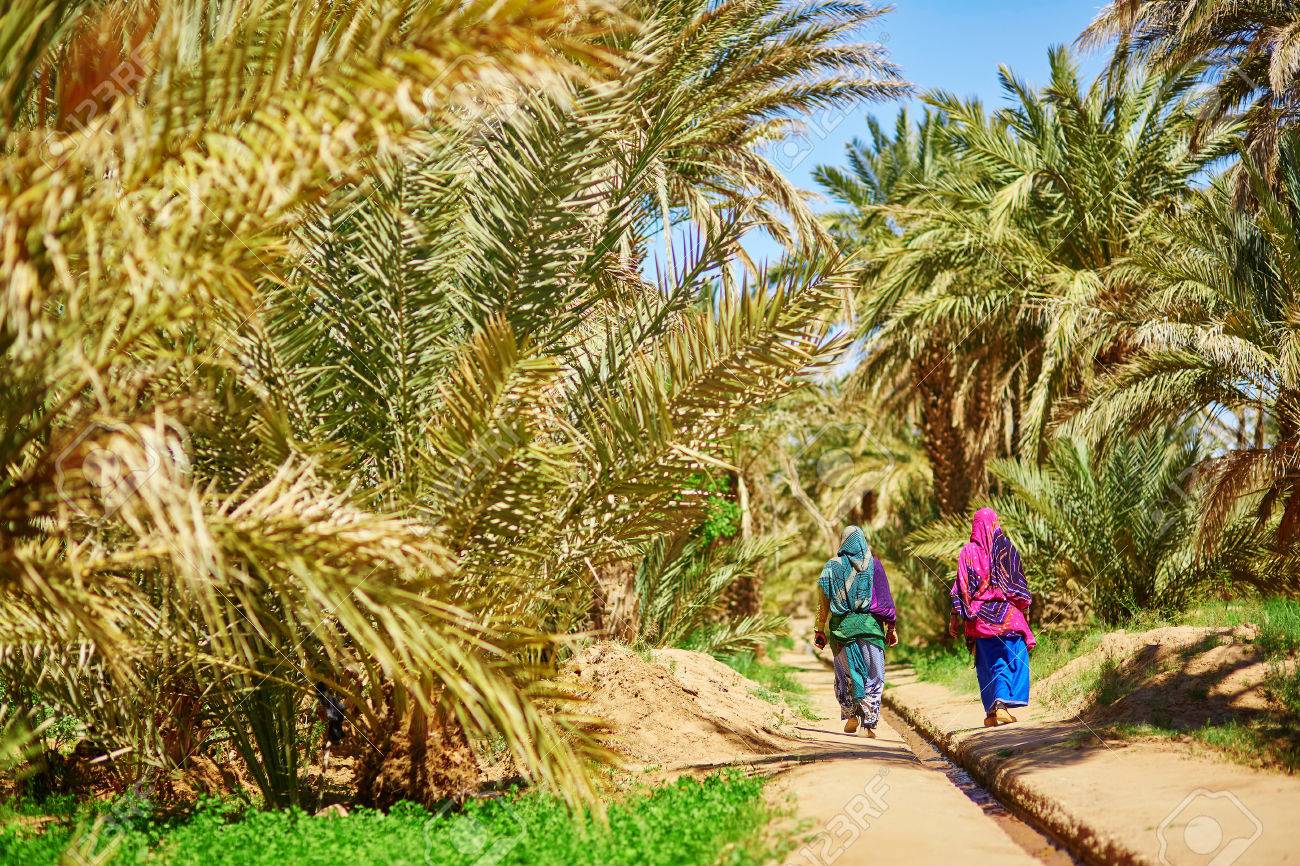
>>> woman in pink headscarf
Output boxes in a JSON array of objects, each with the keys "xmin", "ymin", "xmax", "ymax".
[{"xmin": 948, "ymin": 507, "xmax": 1035, "ymax": 727}]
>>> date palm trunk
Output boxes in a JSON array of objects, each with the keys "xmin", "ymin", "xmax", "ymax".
[
  {"xmin": 1274, "ymin": 396, "xmax": 1300, "ymax": 552},
  {"xmin": 722, "ymin": 471, "xmax": 762, "ymax": 621},
  {"xmin": 587, "ymin": 560, "xmax": 639, "ymax": 642},
  {"xmin": 356, "ymin": 682, "xmax": 480, "ymax": 809},
  {"xmin": 917, "ymin": 346, "xmax": 978, "ymax": 516}
]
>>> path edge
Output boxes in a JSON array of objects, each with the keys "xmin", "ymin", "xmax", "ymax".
[{"xmin": 883, "ymin": 675, "xmax": 1154, "ymax": 866}]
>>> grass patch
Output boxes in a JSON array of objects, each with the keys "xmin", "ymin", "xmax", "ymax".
[
  {"xmin": 719, "ymin": 648, "xmax": 818, "ymax": 721},
  {"xmin": 0, "ymin": 772, "xmax": 785, "ymax": 866},
  {"xmin": 1109, "ymin": 719, "xmax": 1300, "ymax": 772},
  {"xmin": 896, "ymin": 625, "xmax": 1104, "ymax": 698},
  {"xmin": 1255, "ymin": 598, "xmax": 1300, "ymax": 654},
  {"xmin": 1030, "ymin": 628, "xmax": 1104, "ymax": 680},
  {"xmin": 1108, "ymin": 722, "xmax": 1179, "ymax": 740},
  {"xmin": 1189, "ymin": 719, "xmax": 1300, "ymax": 770},
  {"xmin": 1041, "ymin": 655, "xmax": 1105, "ymax": 710},
  {"xmin": 1091, "ymin": 652, "xmax": 1173, "ymax": 708},
  {"xmin": 893, "ymin": 642, "xmax": 978, "ymax": 694},
  {"xmin": 1265, "ymin": 660, "xmax": 1300, "ymax": 718}
]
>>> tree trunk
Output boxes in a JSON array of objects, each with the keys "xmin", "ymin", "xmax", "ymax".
[
  {"xmin": 158, "ymin": 674, "xmax": 208, "ymax": 770},
  {"xmin": 587, "ymin": 559, "xmax": 639, "ymax": 642},
  {"xmin": 355, "ymin": 683, "xmax": 480, "ymax": 809},
  {"xmin": 916, "ymin": 346, "xmax": 974, "ymax": 516},
  {"xmin": 847, "ymin": 490, "xmax": 877, "ymax": 527},
  {"xmin": 1274, "ymin": 396, "xmax": 1299, "ymax": 552},
  {"xmin": 722, "ymin": 471, "xmax": 762, "ymax": 621},
  {"xmin": 736, "ymin": 471, "xmax": 754, "ymax": 540}
]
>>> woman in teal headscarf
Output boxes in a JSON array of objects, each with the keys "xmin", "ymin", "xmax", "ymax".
[{"xmin": 815, "ymin": 526, "xmax": 897, "ymax": 735}]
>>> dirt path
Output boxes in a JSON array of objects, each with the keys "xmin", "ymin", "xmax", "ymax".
[
  {"xmin": 768, "ymin": 645, "xmax": 1070, "ymax": 866},
  {"xmin": 887, "ymin": 668, "xmax": 1300, "ymax": 866}
]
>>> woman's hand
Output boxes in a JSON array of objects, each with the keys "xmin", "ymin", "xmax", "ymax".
[
  {"xmin": 947, "ymin": 613, "xmax": 961, "ymax": 638},
  {"xmin": 814, "ymin": 630, "xmax": 827, "ymax": 650},
  {"xmin": 885, "ymin": 624, "xmax": 898, "ymax": 647}
]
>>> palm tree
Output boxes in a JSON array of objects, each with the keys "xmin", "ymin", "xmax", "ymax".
[
  {"xmin": 1081, "ymin": 0, "xmax": 1300, "ymax": 198},
  {"xmin": 841, "ymin": 49, "xmax": 1235, "ymax": 514},
  {"xmin": 247, "ymin": 0, "xmax": 902, "ymax": 618},
  {"xmin": 1067, "ymin": 131, "xmax": 1300, "ymax": 560},
  {"xmin": 812, "ymin": 106, "xmax": 997, "ymax": 517},
  {"xmin": 814, "ymin": 107, "xmax": 950, "ymax": 255},
  {"xmin": 0, "ymin": 0, "xmax": 905, "ymax": 809},
  {"xmin": 911, "ymin": 432, "xmax": 1208, "ymax": 625},
  {"xmin": 1, "ymin": 0, "xmax": 633, "ymax": 809}
]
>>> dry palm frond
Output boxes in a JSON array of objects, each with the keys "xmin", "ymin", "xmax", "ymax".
[
  {"xmin": 2, "ymin": 0, "xmax": 902, "ymax": 810},
  {"xmin": 0, "ymin": 0, "xmax": 630, "ymax": 808}
]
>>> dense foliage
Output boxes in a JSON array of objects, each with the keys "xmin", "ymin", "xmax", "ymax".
[
  {"xmin": 770, "ymin": 8, "xmax": 1300, "ymax": 633},
  {"xmin": 0, "ymin": 0, "xmax": 902, "ymax": 810},
  {"xmin": 3, "ymin": 0, "xmax": 1300, "ymax": 859},
  {"xmin": 0, "ymin": 772, "xmax": 779, "ymax": 866}
]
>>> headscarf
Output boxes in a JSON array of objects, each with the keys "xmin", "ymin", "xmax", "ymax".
[
  {"xmin": 954, "ymin": 507, "xmax": 1031, "ymax": 625},
  {"xmin": 958, "ymin": 507, "xmax": 999, "ymax": 588},
  {"xmin": 821, "ymin": 525, "xmax": 874, "ymax": 616}
]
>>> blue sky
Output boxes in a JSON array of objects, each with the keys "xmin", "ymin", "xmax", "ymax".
[{"xmin": 743, "ymin": 0, "xmax": 1109, "ymax": 266}]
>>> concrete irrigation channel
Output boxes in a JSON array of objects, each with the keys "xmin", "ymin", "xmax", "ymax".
[{"xmin": 764, "ymin": 644, "xmax": 1080, "ymax": 866}]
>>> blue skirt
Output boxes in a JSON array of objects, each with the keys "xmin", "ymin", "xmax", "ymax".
[{"xmin": 974, "ymin": 635, "xmax": 1030, "ymax": 713}]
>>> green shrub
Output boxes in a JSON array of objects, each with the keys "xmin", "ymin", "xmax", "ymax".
[{"xmin": 0, "ymin": 773, "xmax": 782, "ymax": 866}]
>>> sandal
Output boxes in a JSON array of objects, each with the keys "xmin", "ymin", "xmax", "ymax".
[
  {"xmin": 843, "ymin": 716, "xmax": 860, "ymax": 733},
  {"xmin": 995, "ymin": 708, "xmax": 1016, "ymax": 725},
  {"xmin": 984, "ymin": 712, "xmax": 999, "ymax": 727}
]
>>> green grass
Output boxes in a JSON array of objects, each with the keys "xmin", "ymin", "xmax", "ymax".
[
  {"xmin": 892, "ymin": 642, "xmax": 978, "ymax": 694},
  {"xmin": 0, "ymin": 772, "xmax": 785, "ymax": 866},
  {"xmin": 1255, "ymin": 598, "xmax": 1300, "ymax": 654},
  {"xmin": 1027, "ymin": 628, "xmax": 1105, "ymax": 680},
  {"xmin": 895, "ymin": 625, "xmax": 1104, "ymax": 698},
  {"xmin": 719, "ymin": 642, "xmax": 819, "ymax": 721},
  {"xmin": 1243, "ymin": 598, "xmax": 1300, "ymax": 718},
  {"xmin": 1110, "ymin": 720, "xmax": 1300, "ymax": 772},
  {"xmin": 1266, "ymin": 659, "xmax": 1300, "ymax": 718},
  {"xmin": 1167, "ymin": 597, "xmax": 1299, "ymax": 639}
]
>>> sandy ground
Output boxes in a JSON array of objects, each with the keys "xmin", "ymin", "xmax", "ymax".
[
  {"xmin": 1038, "ymin": 625, "xmax": 1276, "ymax": 728},
  {"xmin": 767, "ymin": 645, "xmax": 1051, "ymax": 866},
  {"xmin": 571, "ymin": 640, "xmax": 1067, "ymax": 864},
  {"xmin": 569, "ymin": 642, "xmax": 806, "ymax": 770},
  {"xmin": 886, "ymin": 665, "xmax": 1300, "ymax": 866}
]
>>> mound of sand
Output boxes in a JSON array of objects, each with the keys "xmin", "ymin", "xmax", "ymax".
[
  {"xmin": 1038, "ymin": 624, "xmax": 1276, "ymax": 727},
  {"xmin": 568, "ymin": 643, "xmax": 803, "ymax": 769}
]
